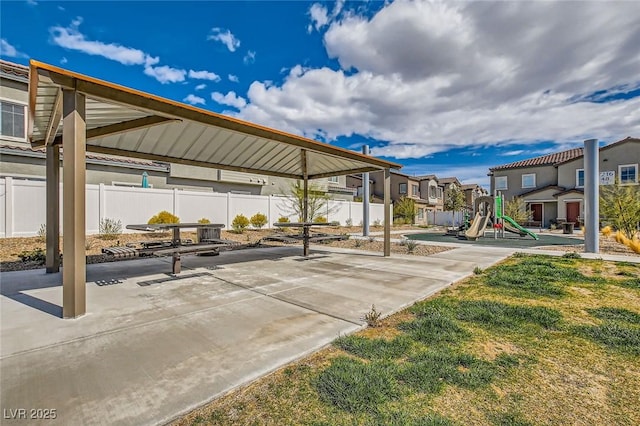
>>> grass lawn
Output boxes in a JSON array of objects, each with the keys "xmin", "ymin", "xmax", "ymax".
[{"xmin": 176, "ymin": 254, "xmax": 640, "ymax": 426}]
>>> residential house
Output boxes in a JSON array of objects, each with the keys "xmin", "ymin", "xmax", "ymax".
[
  {"xmin": 460, "ymin": 183, "xmax": 488, "ymax": 210},
  {"xmin": 488, "ymin": 137, "xmax": 639, "ymax": 227},
  {"xmin": 0, "ymin": 60, "xmax": 354, "ymax": 199}
]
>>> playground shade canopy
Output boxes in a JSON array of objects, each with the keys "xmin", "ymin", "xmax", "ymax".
[{"xmin": 28, "ymin": 60, "xmax": 401, "ymax": 179}]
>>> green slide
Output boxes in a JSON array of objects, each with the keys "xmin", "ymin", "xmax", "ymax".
[{"xmin": 502, "ymin": 215, "xmax": 539, "ymax": 240}]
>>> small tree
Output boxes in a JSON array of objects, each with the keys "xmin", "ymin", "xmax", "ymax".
[
  {"xmin": 505, "ymin": 197, "xmax": 532, "ymax": 224},
  {"xmin": 600, "ymin": 181, "xmax": 640, "ymax": 239},
  {"xmin": 444, "ymin": 184, "xmax": 466, "ymax": 226},
  {"xmin": 393, "ymin": 197, "xmax": 417, "ymax": 224},
  {"xmin": 250, "ymin": 213, "xmax": 268, "ymax": 229},
  {"xmin": 279, "ymin": 180, "xmax": 337, "ymax": 222}
]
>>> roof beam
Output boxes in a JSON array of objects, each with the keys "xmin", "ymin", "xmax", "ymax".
[
  {"xmin": 36, "ymin": 115, "xmax": 177, "ymax": 147},
  {"xmin": 41, "ymin": 88, "xmax": 63, "ymax": 147},
  {"xmin": 86, "ymin": 145, "xmax": 304, "ymax": 180},
  {"xmin": 309, "ymin": 167, "xmax": 381, "ymax": 180}
]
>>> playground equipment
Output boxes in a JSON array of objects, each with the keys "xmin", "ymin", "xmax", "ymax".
[
  {"xmin": 464, "ymin": 212, "xmax": 491, "ymax": 241},
  {"xmin": 469, "ymin": 194, "xmax": 539, "ymax": 241}
]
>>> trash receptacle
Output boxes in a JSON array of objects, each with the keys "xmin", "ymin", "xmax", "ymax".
[{"xmin": 562, "ymin": 222, "xmax": 574, "ymax": 234}]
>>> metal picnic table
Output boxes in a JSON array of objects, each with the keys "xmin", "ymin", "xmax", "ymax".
[{"xmin": 272, "ymin": 222, "xmax": 338, "ymax": 257}]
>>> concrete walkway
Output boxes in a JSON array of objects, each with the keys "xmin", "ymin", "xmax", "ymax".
[{"xmin": 0, "ymin": 244, "xmax": 521, "ymax": 425}]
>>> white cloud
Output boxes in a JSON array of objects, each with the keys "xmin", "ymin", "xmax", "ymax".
[
  {"xmin": 211, "ymin": 91, "xmax": 247, "ymax": 109},
  {"xmin": 308, "ymin": 0, "xmax": 344, "ymax": 33},
  {"xmin": 144, "ymin": 64, "xmax": 186, "ymax": 84},
  {"xmin": 50, "ymin": 18, "xmax": 149, "ymax": 65},
  {"xmin": 207, "ymin": 27, "xmax": 240, "ymax": 52},
  {"xmin": 195, "ymin": 83, "xmax": 206, "ymax": 91},
  {"xmin": 60, "ymin": 57, "xmax": 68, "ymax": 64},
  {"xmin": 27, "ymin": 0, "xmax": 38, "ymax": 5},
  {"xmin": 183, "ymin": 94, "xmax": 206, "ymax": 106},
  {"xmin": 0, "ymin": 38, "xmax": 27, "ymax": 58},
  {"xmin": 231, "ymin": 0, "xmax": 640, "ymax": 159},
  {"xmin": 188, "ymin": 69, "xmax": 221, "ymax": 81},
  {"xmin": 228, "ymin": 74, "xmax": 239, "ymax": 83},
  {"xmin": 243, "ymin": 50, "xmax": 256, "ymax": 65}
]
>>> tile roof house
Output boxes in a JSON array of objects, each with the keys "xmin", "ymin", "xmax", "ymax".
[{"xmin": 488, "ymin": 137, "xmax": 640, "ymax": 227}]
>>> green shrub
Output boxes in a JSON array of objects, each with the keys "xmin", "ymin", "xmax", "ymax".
[
  {"xmin": 406, "ymin": 240, "xmax": 418, "ymax": 254},
  {"xmin": 148, "ymin": 210, "xmax": 180, "ymax": 224},
  {"xmin": 277, "ymin": 216, "xmax": 290, "ymax": 223},
  {"xmin": 232, "ymin": 214, "xmax": 250, "ymax": 233},
  {"xmin": 363, "ymin": 304, "xmax": 382, "ymax": 327},
  {"xmin": 17, "ymin": 248, "xmax": 46, "ymax": 264},
  {"xmin": 250, "ymin": 213, "xmax": 268, "ymax": 229},
  {"xmin": 99, "ymin": 218, "xmax": 122, "ymax": 240},
  {"xmin": 197, "ymin": 217, "xmax": 211, "ymax": 224},
  {"xmin": 314, "ymin": 216, "xmax": 328, "ymax": 223}
]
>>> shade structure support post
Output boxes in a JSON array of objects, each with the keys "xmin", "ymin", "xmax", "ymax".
[
  {"xmin": 62, "ymin": 89, "xmax": 87, "ymax": 319},
  {"xmin": 301, "ymin": 149, "xmax": 309, "ymax": 256},
  {"xmin": 362, "ymin": 145, "xmax": 370, "ymax": 236},
  {"xmin": 584, "ymin": 138, "xmax": 599, "ymax": 253},
  {"xmin": 383, "ymin": 168, "xmax": 391, "ymax": 256},
  {"xmin": 46, "ymin": 144, "xmax": 60, "ymax": 273}
]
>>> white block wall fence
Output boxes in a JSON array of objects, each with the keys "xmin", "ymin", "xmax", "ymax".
[{"xmin": 0, "ymin": 178, "xmax": 391, "ymax": 237}]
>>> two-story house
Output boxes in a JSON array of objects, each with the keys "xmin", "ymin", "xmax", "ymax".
[
  {"xmin": 0, "ymin": 60, "xmax": 354, "ymax": 199},
  {"xmin": 461, "ymin": 183, "xmax": 488, "ymax": 210},
  {"xmin": 488, "ymin": 137, "xmax": 639, "ymax": 227}
]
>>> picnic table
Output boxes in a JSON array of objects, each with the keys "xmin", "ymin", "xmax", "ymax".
[
  {"xmin": 108, "ymin": 223, "xmax": 231, "ymax": 274},
  {"xmin": 270, "ymin": 222, "xmax": 344, "ymax": 257}
]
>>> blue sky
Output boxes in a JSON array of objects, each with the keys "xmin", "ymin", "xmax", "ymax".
[{"xmin": 2, "ymin": 0, "xmax": 639, "ymax": 188}]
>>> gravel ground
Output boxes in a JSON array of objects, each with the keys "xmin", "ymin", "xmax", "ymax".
[{"xmin": 0, "ymin": 225, "xmax": 450, "ymax": 272}]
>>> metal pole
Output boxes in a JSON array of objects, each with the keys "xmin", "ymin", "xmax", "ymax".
[
  {"xmin": 383, "ymin": 169, "xmax": 391, "ymax": 256},
  {"xmin": 584, "ymin": 139, "xmax": 599, "ymax": 253},
  {"xmin": 362, "ymin": 145, "xmax": 370, "ymax": 236}
]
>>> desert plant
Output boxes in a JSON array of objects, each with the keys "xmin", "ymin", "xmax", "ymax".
[
  {"xmin": 36, "ymin": 224, "xmax": 46, "ymax": 241},
  {"xmin": 16, "ymin": 248, "xmax": 46, "ymax": 264},
  {"xmin": 601, "ymin": 225, "xmax": 613, "ymax": 237},
  {"xmin": 354, "ymin": 238, "xmax": 363, "ymax": 248},
  {"xmin": 232, "ymin": 214, "xmax": 250, "ymax": 233},
  {"xmin": 363, "ymin": 304, "xmax": 382, "ymax": 327},
  {"xmin": 600, "ymin": 180, "xmax": 640, "ymax": 239},
  {"xmin": 197, "ymin": 217, "xmax": 211, "ymax": 224},
  {"xmin": 345, "ymin": 218, "xmax": 353, "ymax": 227},
  {"xmin": 99, "ymin": 218, "xmax": 123, "ymax": 240},
  {"xmin": 473, "ymin": 266, "xmax": 483, "ymax": 275},
  {"xmin": 398, "ymin": 237, "xmax": 408, "ymax": 246},
  {"xmin": 315, "ymin": 216, "xmax": 328, "ymax": 223},
  {"xmin": 394, "ymin": 197, "xmax": 417, "ymax": 224},
  {"xmin": 562, "ymin": 252, "xmax": 581, "ymax": 259},
  {"xmin": 279, "ymin": 180, "xmax": 337, "ymax": 222},
  {"xmin": 85, "ymin": 240, "xmax": 93, "ymax": 251},
  {"xmin": 369, "ymin": 236, "xmax": 376, "ymax": 243},
  {"xmin": 148, "ymin": 210, "xmax": 180, "ymax": 224},
  {"xmin": 406, "ymin": 240, "xmax": 418, "ymax": 254},
  {"xmin": 505, "ymin": 197, "xmax": 532, "ymax": 225},
  {"xmin": 373, "ymin": 219, "xmax": 381, "ymax": 227},
  {"xmin": 250, "ymin": 213, "xmax": 268, "ymax": 229}
]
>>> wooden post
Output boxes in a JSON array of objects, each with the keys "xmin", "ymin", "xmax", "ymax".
[
  {"xmin": 62, "ymin": 89, "xmax": 86, "ymax": 319},
  {"xmin": 383, "ymin": 168, "xmax": 391, "ymax": 256},
  {"xmin": 46, "ymin": 144, "xmax": 60, "ymax": 273}
]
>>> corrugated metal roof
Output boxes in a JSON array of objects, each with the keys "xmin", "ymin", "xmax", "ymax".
[{"xmin": 28, "ymin": 60, "xmax": 401, "ymax": 180}]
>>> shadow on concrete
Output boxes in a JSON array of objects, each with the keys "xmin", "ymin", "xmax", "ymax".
[{"xmin": 0, "ymin": 246, "xmax": 349, "ymax": 318}]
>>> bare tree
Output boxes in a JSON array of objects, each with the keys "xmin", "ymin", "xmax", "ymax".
[{"xmin": 279, "ymin": 180, "xmax": 338, "ymax": 222}]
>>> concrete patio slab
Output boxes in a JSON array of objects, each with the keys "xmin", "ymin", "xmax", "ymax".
[{"xmin": 1, "ymin": 245, "xmax": 513, "ymax": 425}]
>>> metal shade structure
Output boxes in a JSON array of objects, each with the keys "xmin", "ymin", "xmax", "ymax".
[{"xmin": 28, "ymin": 60, "xmax": 399, "ymax": 318}]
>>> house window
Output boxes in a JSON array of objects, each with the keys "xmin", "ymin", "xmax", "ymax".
[
  {"xmin": 619, "ymin": 164, "xmax": 638, "ymax": 184},
  {"xmin": 429, "ymin": 185, "xmax": 436, "ymax": 198},
  {"xmin": 521, "ymin": 173, "xmax": 536, "ymax": 188},
  {"xmin": 495, "ymin": 176, "xmax": 508, "ymax": 190},
  {"xmin": 328, "ymin": 176, "xmax": 339, "ymax": 183},
  {"xmin": 1, "ymin": 101, "xmax": 26, "ymax": 140},
  {"xmin": 411, "ymin": 184, "xmax": 419, "ymax": 196},
  {"xmin": 437, "ymin": 187, "xmax": 443, "ymax": 199},
  {"xmin": 576, "ymin": 169, "xmax": 584, "ymax": 188},
  {"xmin": 417, "ymin": 208, "xmax": 424, "ymax": 219},
  {"xmin": 399, "ymin": 183, "xmax": 407, "ymax": 194}
]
